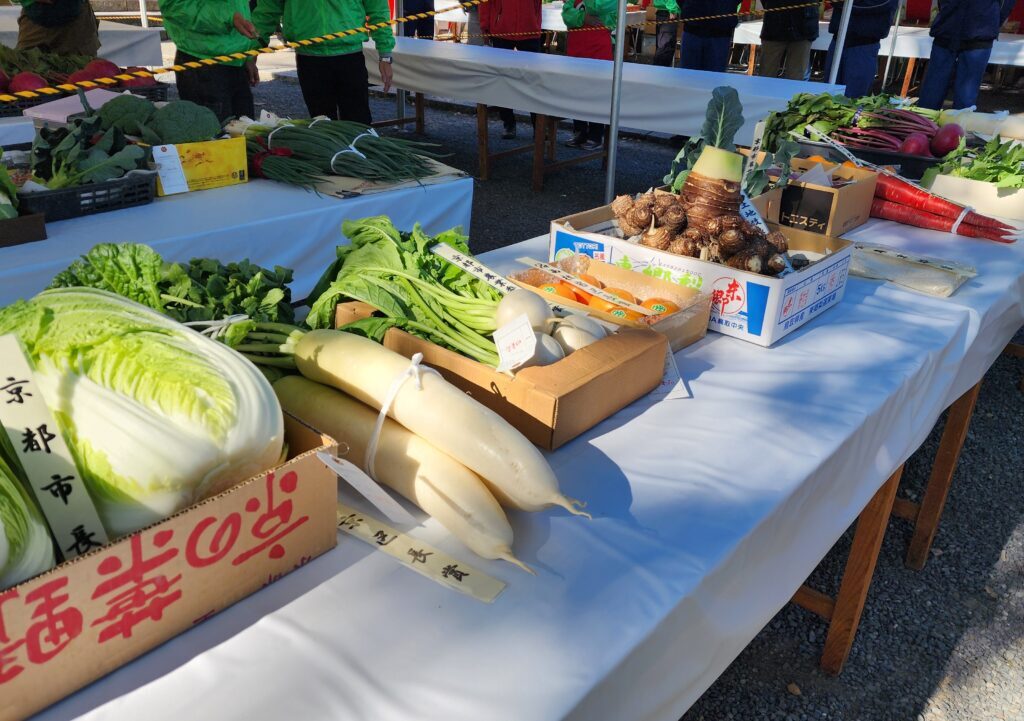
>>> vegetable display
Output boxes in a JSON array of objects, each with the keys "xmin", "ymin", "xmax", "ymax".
[
  {"xmin": 0, "ymin": 46, "xmax": 157, "ymax": 93},
  {"xmin": 0, "ymin": 447, "xmax": 55, "ymax": 589},
  {"xmin": 869, "ymin": 172, "xmax": 1018, "ymax": 243},
  {"xmin": 48, "ymin": 242, "xmax": 295, "ymax": 325},
  {"xmin": 0, "ymin": 288, "xmax": 284, "ymax": 537},
  {"xmin": 307, "ymin": 217, "xmax": 502, "ymax": 366},
  {"xmin": 96, "ymin": 96, "xmax": 222, "ymax": 146},
  {"xmin": 0, "ymin": 150, "xmax": 17, "ymax": 220},
  {"xmin": 922, "ymin": 135, "xmax": 1024, "ymax": 190}
]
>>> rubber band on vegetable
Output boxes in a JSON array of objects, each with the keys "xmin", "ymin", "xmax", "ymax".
[
  {"xmin": 266, "ymin": 123, "xmax": 291, "ymax": 149},
  {"xmin": 364, "ymin": 353, "xmax": 441, "ymax": 482},
  {"xmin": 183, "ymin": 314, "xmax": 251, "ymax": 340},
  {"xmin": 309, "ymin": 116, "xmax": 331, "ymax": 127},
  {"xmin": 950, "ymin": 205, "xmax": 973, "ymax": 235}
]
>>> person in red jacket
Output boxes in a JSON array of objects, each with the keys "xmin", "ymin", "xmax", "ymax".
[{"xmin": 481, "ymin": 0, "xmax": 542, "ymax": 139}]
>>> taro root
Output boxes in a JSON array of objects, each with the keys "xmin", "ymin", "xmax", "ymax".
[
  {"xmin": 750, "ymin": 236, "xmax": 772, "ymax": 259},
  {"xmin": 611, "ymin": 194, "xmax": 634, "ymax": 219},
  {"xmin": 680, "ymin": 147, "xmax": 744, "ymax": 228},
  {"xmin": 739, "ymin": 220, "xmax": 767, "ymax": 239},
  {"xmin": 716, "ymin": 228, "xmax": 746, "ymax": 256},
  {"xmin": 655, "ymin": 193, "xmax": 677, "ymax": 210},
  {"xmin": 668, "ymin": 236, "xmax": 699, "ymax": 257},
  {"xmin": 633, "ymin": 193, "xmax": 655, "ymax": 211},
  {"xmin": 641, "ymin": 225, "xmax": 673, "ymax": 251},
  {"xmin": 625, "ymin": 204, "xmax": 653, "ymax": 231},
  {"xmin": 725, "ymin": 249, "xmax": 764, "ymax": 274},
  {"xmin": 680, "ymin": 226, "xmax": 709, "ymax": 245},
  {"xmin": 618, "ymin": 219, "xmax": 643, "ymax": 237},
  {"xmin": 767, "ymin": 230, "xmax": 789, "ymax": 254},
  {"xmin": 791, "ymin": 256, "xmax": 810, "ymax": 269},
  {"xmin": 719, "ymin": 215, "xmax": 743, "ymax": 231},
  {"xmin": 703, "ymin": 216, "xmax": 725, "ymax": 236},
  {"xmin": 767, "ymin": 253, "xmax": 788, "ymax": 274},
  {"xmin": 660, "ymin": 204, "xmax": 687, "ymax": 232}
]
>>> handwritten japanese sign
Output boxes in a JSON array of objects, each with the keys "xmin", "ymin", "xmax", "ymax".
[
  {"xmin": 739, "ymin": 192, "xmax": 771, "ymax": 235},
  {"xmin": 0, "ymin": 335, "xmax": 109, "ymax": 559},
  {"xmin": 336, "ymin": 502, "xmax": 506, "ymax": 603},
  {"xmin": 514, "ymin": 258, "xmax": 656, "ymax": 316},
  {"xmin": 493, "ymin": 314, "xmax": 537, "ymax": 372}
]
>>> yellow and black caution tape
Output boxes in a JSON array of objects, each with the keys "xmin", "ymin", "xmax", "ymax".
[{"xmin": 0, "ymin": 0, "xmax": 823, "ymax": 105}]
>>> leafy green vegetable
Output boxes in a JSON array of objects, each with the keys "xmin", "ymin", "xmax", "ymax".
[
  {"xmin": 923, "ymin": 135, "xmax": 1024, "ymax": 189},
  {"xmin": 99, "ymin": 94, "xmax": 157, "ymax": 136},
  {"xmin": 151, "ymin": 101, "xmax": 222, "ymax": 144},
  {"xmin": 0, "ymin": 288, "xmax": 284, "ymax": 537},
  {"xmin": 0, "ymin": 45, "xmax": 95, "ymax": 79},
  {"xmin": 0, "ymin": 437, "xmax": 55, "ymax": 589},
  {"xmin": 47, "ymin": 243, "xmax": 296, "ymax": 325},
  {"xmin": 701, "ymin": 87, "xmax": 745, "ymax": 152},
  {"xmin": 307, "ymin": 216, "xmax": 501, "ymax": 366}
]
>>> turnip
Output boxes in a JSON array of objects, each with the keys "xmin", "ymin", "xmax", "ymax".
[
  {"xmin": 552, "ymin": 323, "xmax": 602, "ymax": 355},
  {"xmin": 119, "ymin": 67, "xmax": 157, "ymax": 88},
  {"xmin": 66, "ymin": 69, "xmax": 97, "ymax": 85},
  {"xmin": 931, "ymin": 124, "xmax": 965, "ymax": 157},
  {"xmin": 898, "ymin": 132, "xmax": 932, "ymax": 157},
  {"xmin": 520, "ymin": 332, "xmax": 565, "ymax": 368},
  {"xmin": 274, "ymin": 376, "xmax": 533, "ymax": 572},
  {"xmin": 293, "ymin": 330, "xmax": 589, "ymax": 516},
  {"xmin": 495, "ymin": 289, "xmax": 553, "ymax": 332},
  {"xmin": 8, "ymin": 72, "xmax": 47, "ymax": 93},
  {"xmin": 84, "ymin": 58, "xmax": 121, "ymax": 79}
]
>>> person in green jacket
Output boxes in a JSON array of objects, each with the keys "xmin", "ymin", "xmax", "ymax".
[
  {"xmin": 12, "ymin": 0, "xmax": 100, "ymax": 57},
  {"xmin": 252, "ymin": 0, "xmax": 394, "ymax": 124},
  {"xmin": 653, "ymin": 0, "xmax": 680, "ymax": 67},
  {"xmin": 161, "ymin": 0, "xmax": 261, "ymax": 121}
]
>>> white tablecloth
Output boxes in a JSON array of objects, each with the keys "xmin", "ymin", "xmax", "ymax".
[
  {"xmin": 0, "ymin": 177, "xmax": 474, "ymax": 306},
  {"xmin": 734, "ymin": 20, "xmax": 1024, "ymax": 67},
  {"xmin": 0, "ymin": 116, "xmax": 33, "ymax": 146},
  {"xmin": 0, "ymin": 7, "xmax": 163, "ymax": 67},
  {"xmin": 367, "ymin": 38, "xmax": 839, "ymax": 144},
  {"xmin": 34, "ymin": 215, "xmax": 1024, "ymax": 721},
  {"xmin": 433, "ymin": 1, "xmax": 646, "ymax": 33}
]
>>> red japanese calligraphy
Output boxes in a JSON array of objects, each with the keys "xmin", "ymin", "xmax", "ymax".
[
  {"xmin": 0, "ymin": 578, "xmax": 83, "ymax": 684},
  {"xmin": 711, "ymin": 278, "xmax": 744, "ymax": 316},
  {"xmin": 90, "ymin": 530, "xmax": 182, "ymax": 643},
  {"xmin": 231, "ymin": 471, "xmax": 308, "ymax": 566},
  {"xmin": 185, "ymin": 513, "xmax": 242, "ymax": 568},
  {"xmin": 0, "ymin": 589, "xmax": 23, "ymax": 684}
]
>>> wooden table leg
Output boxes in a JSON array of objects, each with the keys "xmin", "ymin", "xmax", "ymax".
[
  {"xmin": 903, "ymin": 382, "xmax": 982, "ymax": 570},
  {"xmin": 414, "ymin": 92, "xmax": 425, "ymax": 135},
  {"xmin": 900, "ymin": 57, "xmax": 916, "ymax": 98},
  {"xmin": 532, "ymin": 114, "xmax": 547, "ymax": 192},
  {"xmin": 1006, "ymin": 342, "xmax": 1024, "ymax": 358},
  {"xmin": 747, "ymin": 43, "xmax": 757, "ymax": 76},
  {"xmin": 819, "ymin": 466, "xmax": 901, "ymax": 675},
  {"xmin": 546, "ymin": 116, "xmax": 557, "ymax": 162},
  {"xmin": 793, "ymin": 466, "xmax": 902, "ymax": 676},
  {"xmin": 476, "ymin": 104, "xmax": 490, "ymax": 181}
]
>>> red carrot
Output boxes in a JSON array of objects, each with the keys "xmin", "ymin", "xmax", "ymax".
[
  {"xmin": 870, "ymin": 198, "xmax": 1016, "ymax": 243},
  {"xmin": 874, "ymin": 173, "xmax": 1016, "ymax": 232}
]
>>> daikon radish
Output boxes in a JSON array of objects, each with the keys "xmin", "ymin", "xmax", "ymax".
[
  {"xmin": 293, "ymin": 330, "xmax": 588, "ymax": 516},
  {"xmin": 274, "ymin": 376, "xmax": 532, "ymax": 572}
]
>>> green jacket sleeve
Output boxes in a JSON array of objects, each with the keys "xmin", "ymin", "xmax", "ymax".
[
  {"xmin": 251, "ymin": 0, "xmax": 286, "ymax": 46},
  {"xmin": 162, "ymin": 0, "xmax": 235, "ymax": 37},
  {"xmin": 365, "ymin": 0, "xmax": 396, "ymax": 55},
  {"xmin": 664, "ymin": 0, "xmax": 681, "ymax": 16},
  {"xmin": 562, "ymin": 0, "xmax": 585, "ymax": 29},
  {"xmin": 591, "ymin": 0, "xmax": 619, "ymax": 32}
]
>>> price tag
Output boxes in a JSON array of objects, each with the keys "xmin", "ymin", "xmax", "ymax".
[
  {"xmin": 739, "ymin": 191, "xmax": 771, "ymax": 235},
  {"xmin": 493, "ymin": 314, "xmax": 537, "ymax": 372},
  {"xmin": 317, "ymin": 452, "xmax": 416, "ymax": 526},
  {"xmin": 337, "ymin": 502, "xmax": 506, "ymax": 603},
  {"xmin": 151, "ymin": 145, "xmax": 189, "ymax": 195},
  {"xmin": 515, "ymin": 257, "xmax": 656, "ymax": 316},
  {"xmin": 0, "ymin": 334, "xmax": 109, "ymax": 560},
  {"xmin": 649, "ymin": 350, "xmax": 689, "ymax": 401}
]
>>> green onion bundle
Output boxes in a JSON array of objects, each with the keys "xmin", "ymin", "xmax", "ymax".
[
  {"xmin": 245, "ymin": 138, "xmax": 324, "ymax": 190},
  {"xmin": 245, "ymin": 119, "xmax": 446, "ymax": 183}
]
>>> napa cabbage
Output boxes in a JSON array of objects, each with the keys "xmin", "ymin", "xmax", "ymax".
[
  {"xmin": 0, "ymin": 445, "xmax": 55, "ymax": 589},
  {"xmin": 0, "ymin": 288, "xmax": 284, "ymax": 537}
]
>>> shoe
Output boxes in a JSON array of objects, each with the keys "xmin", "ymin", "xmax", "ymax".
[
  {"xmin": 580, "ymin": 138, "xmax": 603, "ymax": 150},
  {"xmin": 564, "ymin": 133, "xmax": 585, "ymax": 148},
  {"xmin": 502, "ymin": 125, "xmax": 517, "ymax": 140}
]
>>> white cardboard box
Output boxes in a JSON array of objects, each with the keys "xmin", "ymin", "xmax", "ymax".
[
  {"xmin": 549, "ymin": 205, "xmax": 853, "ymax": 347},
  {"xmin": 929, "ymin": 174, "xmax": 1024, "ymax": 222}
]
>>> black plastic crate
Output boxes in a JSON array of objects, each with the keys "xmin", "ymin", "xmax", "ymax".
[
  {"xmin": 17, "ymin": 172, "xmax": 157, "ymax": 222},
  {"xmin": 794, "ymin": 138, "xmax": 940, "ymax": 181},
  {"xmin": 0, "ymin": 82, "xmax": 170, "ymax": 119}
]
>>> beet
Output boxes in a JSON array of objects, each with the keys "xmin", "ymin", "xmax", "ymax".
[
  {"xmin": 931, "ymin": 123, "xmax": 965, "ymax": 158},
  {"xmin": 84, "ymin": 58, "xmax": 121, "ymax": 79},
  {"xmin": 898, "ymin": 132, "xmax": 933, "ymax": 157},
  {"xmin": 67, "ymin": 69, "xmax": 97, "ymax": 84},
  {"xmin": 119, "ymin": 67, "xmax": 157, "ymax": 88},
  {"xmin": 8, "ymin": 72, "xmax": 48, "ymax": 93}
]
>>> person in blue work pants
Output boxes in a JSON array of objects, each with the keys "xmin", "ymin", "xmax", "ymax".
[
  {"xmin": 917, "ymin": 0, "xmax": 1015, "ymax": 109},
  {"xmin": 677, "ymin": 0, "xmax": 739, "ymax": 73},
  {"xmin": 825, "ymin": 0, "xmax": 898, "ymax": 98}
]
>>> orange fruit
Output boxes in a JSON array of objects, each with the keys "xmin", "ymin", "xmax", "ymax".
[
  {"xmin": 587, "ymin": 296, "xmax": 621, "ymax": 313},
  {"xmin": 608, "ymin": 307, "xmax": 643, "ymax": 322},
  {"xmin": 537, "ymin": 282, "xmax": 577, "ymax": 301},
  {"xmin": 641, "ymin": 297, "xmax": 680, "ymax": 315},
  {"xmin": 603, "ymin": 287, "xmax": 636, "ymax": 304},
  {"xmin": 570, "ymin": 273, "xmax": 604, "ymax": 303}
]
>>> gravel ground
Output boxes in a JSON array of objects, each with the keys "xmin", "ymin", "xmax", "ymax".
[{"xmin": 226, "ymin": 77, "xmax": 1024, "ymax": 721}]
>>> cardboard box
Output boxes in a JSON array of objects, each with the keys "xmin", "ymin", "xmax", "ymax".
[
  {"xmin": 550, "ymin": 205, "xmax": 852, "ymax": 347},
  {"xmin": 748, "ymin": 157, "xmax": 878, "ymax": 237},
  {"xmin": 154, "ymin": 136, "xmax": 248, "ymax": 196},
  {"xmin": 928, "ymin": 174, "xmax": 1024, "ymax": 222},
  {"xmin": 335, "ymin": 303, "xmax": 668, "ymax": 450},
  {"xmin": 507, "ymin": 255, "xmax": 711, "ymax": 352},
  {"xmin": 0, "ymin": 213, "xmax": 46, "ymax": 247},
  {"xmin": 1, "ymin": 414, "xmax": 338, "ymax": 721}
]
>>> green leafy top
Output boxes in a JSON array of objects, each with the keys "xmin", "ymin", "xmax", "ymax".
[
  {"xmin": 922, "ymin": 136, "xmax": 1024, "ymax": 189},
  {"xmin": 700, "ymin": 86, "xmax": 744, "ymax": 152}
]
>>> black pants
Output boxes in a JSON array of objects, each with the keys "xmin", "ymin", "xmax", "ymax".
[
  {"xmin": 573, "ymin": 120, "xmax": 605, "ymax": 144},
  {"xmin": 489, "ymin": 37, "xmax": 541, "ymax": 129},
  {"xmin": 174, "ymin": 50, "xmax": 254, "ymax": 122},
  {"xmin": 654, "ymin": 10, "xmax": 678, "ymax": 67},
  {"xmin": 403, "ymin": 0, "xmax": 434, "ymax": 38},
  {"xmin": 296, "ymin": 52, "xmax": 372, "ymax": 125}
]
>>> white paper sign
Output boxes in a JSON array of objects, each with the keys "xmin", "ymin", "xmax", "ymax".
[
  {"xmin": 317, "ymin": 452, "xmax": 416, "ymax": 526},
  {"xmin": 649, "ymin": 350, "xmax": 689, "ymax": 401},
  {"xmin": 0, "ymin": 334, "xmax": 109, "ymax": 560},
  {"xmin": 151, "ymin": 144, "xmax": 189, "ymax": 195},
  {"xmin": 493, "ymin": 314, "xmax": 537, "ymax": 372}
]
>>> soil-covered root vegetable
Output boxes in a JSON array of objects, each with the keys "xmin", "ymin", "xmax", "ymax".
[
  {"xmin": 716, "ymin": 228, "xmax": 746, "ymax": 256},
  {"xmin": 274, "ymin": 376, "xmax": 532, "ymax": 572},
  {"xmin": 641, "ymin": 225, "xmax": 673, "ymax": 250},
  {"xmin": 625, "ymin": 204, "xmax": 653, "ymax": 231},
  {"xmin": 766, "ymin": 230, "xmax": 789, "ymax": 254},
  {"xmin": 726, "ymin": 249, "xmax": 763, "ymax": 273},
  {"xmin": 767, "ymin": 253, "xmax": 788, "ymax": 274},
  {"xmin": 611, "ymin": 194, "xmax": 634, "ymax": 217},
  {"xmin": 293, "ymin": 330, "xmax": 589, "ymax": 516},
  {"xmin": 660, "ymin": 203, "xmax": 687, "ymax": 232}
]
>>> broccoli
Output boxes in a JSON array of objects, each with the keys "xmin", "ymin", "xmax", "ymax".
[
  {"xmin": 151, "ymin": 100, "xmax": 222, "ymax": 145},
  {"xmin": 98, "ymin": 94, "xmax": 156, "ymax": 136}
]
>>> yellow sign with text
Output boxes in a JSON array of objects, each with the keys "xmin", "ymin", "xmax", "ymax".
[{"xmin": 154, "ymin": 136, "xmax": 248, "ymax": 197}]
